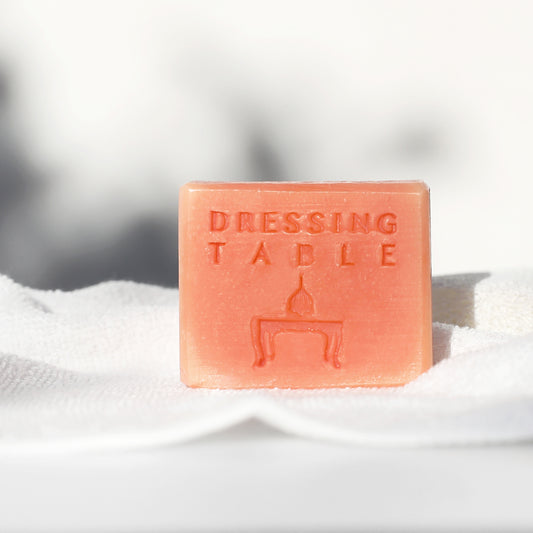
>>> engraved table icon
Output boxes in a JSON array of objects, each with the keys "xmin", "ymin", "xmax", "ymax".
[{"xmin": 251, "ymin": 274, "xmax": 343, "ymax": 368}]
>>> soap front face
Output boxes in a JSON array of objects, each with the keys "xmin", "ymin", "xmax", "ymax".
[{"xmin": 179, "ymin": 181, "xmax": 432, "ymax": 388}]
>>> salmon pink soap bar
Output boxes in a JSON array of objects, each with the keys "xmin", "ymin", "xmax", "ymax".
[{"xmin": 179, "ymin": 181, "xmax": 432, "ymax": 389}]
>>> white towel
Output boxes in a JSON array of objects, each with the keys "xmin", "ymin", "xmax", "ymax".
[{"xmin": 0, "ymin": 270, "xmax": 531, "ymax": 452}]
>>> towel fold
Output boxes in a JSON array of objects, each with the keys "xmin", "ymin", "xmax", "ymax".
[{"xmin": 0, "ymin": 270, "xmax": 531, "ymax": 452}]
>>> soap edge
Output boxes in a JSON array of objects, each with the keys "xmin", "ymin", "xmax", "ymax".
[
  {"xmin": 180, "ymin": 180, "xmax": 430, "ymax": 194},
  {"xmin": 178, "ymin": 184, "xmax": 192, "ymax": 385}
]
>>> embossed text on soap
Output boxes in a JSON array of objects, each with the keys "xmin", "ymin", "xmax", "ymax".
[{"xmin": 207, "ymin": 210, "xmax": 398, "ymax": 267}]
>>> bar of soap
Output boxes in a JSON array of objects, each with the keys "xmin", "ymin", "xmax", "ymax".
[{"xmin": 179, "ymin": 181, "xmax": 432, "ymax": 389}]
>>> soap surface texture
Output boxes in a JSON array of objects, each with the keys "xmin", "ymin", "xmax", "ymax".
[{"xmin": 179, "ymin": 181, "xmax": 432, "ymax": 388}]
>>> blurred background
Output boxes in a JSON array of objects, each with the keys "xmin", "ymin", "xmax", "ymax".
[{"xmin": 0, "ymin": 0, "xmax": 531, "ymax": 289}]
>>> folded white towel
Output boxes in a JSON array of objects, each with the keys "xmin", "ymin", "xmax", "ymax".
[{"xmin": 0, "ymin": 270, "xmax": 531, "ymax": 452}]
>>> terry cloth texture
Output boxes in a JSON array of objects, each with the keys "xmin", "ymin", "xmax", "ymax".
[{"xmin": 0, "ymin": 270, "xmax": 531, "ymax": 452}]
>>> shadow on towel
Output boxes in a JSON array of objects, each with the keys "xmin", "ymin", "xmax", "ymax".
[{"xmin": 431, "ymin": 272, "xmax": 490, "ymax": 364}]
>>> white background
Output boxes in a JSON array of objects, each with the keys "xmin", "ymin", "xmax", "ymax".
[{"xmin": 0, "ymin": 1, "xmax": 531, "ymax": 287}]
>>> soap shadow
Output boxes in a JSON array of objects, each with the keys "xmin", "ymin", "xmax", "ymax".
[
  {"xmin": 432, "ymin": 272, "xmax": 491, "ymax": 327},
  {"xmin": 432, "ymin": 324, "xmax": 453, "ymax": 364},
  {"xmin": 431, "ymin": 272, "xmax": 490, "ymax": 364}
]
